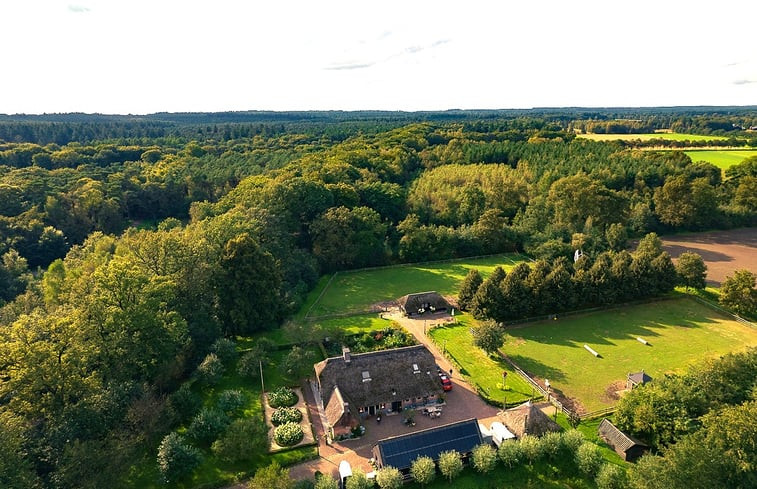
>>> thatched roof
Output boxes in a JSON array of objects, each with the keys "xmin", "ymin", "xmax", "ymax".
[
  {"xmin": 627, "ymin": 371, "xmax": 652, "ymax": 385},
  {"xmin": 315, "ymin": 345, "xmax": 442, "ymax": 409},
  {"xmin": 397, "ymin": 291, "xmax": 450, "ymax": 314},
  {"xmin": 324, "ymin": 385, "xmax": 348, "ymax": 427},
  {"xmin": 500, "ymin": 401, "xmax": 561, "ymax": 438},
  {"xmin": 599, "ymin": 419, "xmax": 647, "ymax": 453}
]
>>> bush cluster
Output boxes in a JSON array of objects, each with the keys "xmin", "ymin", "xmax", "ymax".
[
  {"xmin": 274, "ymin": 422, "xmax": 304, "ymax": 446},
  {"xmin": 268, "ymin": 387, "xmax": 298, "ymax": 408},
  {"xmin": 271, "ymin": 406, "xmax": 303, "ymax": 426}
]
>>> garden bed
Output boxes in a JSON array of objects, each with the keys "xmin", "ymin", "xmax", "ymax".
[{"xmin": 263, "ymin": 387, "xmax": 317, "ymax": 452}]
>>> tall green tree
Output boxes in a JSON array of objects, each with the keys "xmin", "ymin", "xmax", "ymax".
[
  {"xmin": 472, "ymin": 319, "xmax": 506, "ymax": 356},
  {"xmin": 457, "ymin": 268, "xmax": 483, "ymax": 310},
  {"xmin": 675, "ymin": 252, "xmax": 707, "ymax": 290},
  {"xmin": 719, "ymin": 270, "xmax": 757, "ymax": 316},
  {"xmin": 437, "ymin": 450, "xmax": 463, "ymax": 482},
  {"xmin": 217, "ymin": 233, "xmax": 283, "ymax": 335},
  {"xmin": 410, "ymin": 455, "xmax": 436, "ymax": 487}
]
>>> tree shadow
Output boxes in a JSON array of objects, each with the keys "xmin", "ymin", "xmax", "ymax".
[{"xmin": 505, "ymin": 353, "xmax": 568, "ymax": 382}]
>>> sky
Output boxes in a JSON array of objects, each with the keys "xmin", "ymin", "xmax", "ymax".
[{"xmin": 1, "ymin": 0, "xmax": 756, "ymax": 114}]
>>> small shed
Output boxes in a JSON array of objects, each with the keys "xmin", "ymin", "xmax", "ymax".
[
  {"xmin": 397, "ymin": 291, "xmax": 450, "ymax": 316},
  {"xmin": 626, "ymin": 370, "xmax": 652, "ymax": 389},
  {"xmin": 598, "ymin": 418, "xmax": 649, "ymax": 462},
  {"xmin": 372, "ymin": 419, "xmax": 482, "ymax": 473}
]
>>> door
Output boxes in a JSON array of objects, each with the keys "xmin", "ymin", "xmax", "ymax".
[{"xmin": 391, "ymin": 401, "xmax": 402, "ymax": 412}]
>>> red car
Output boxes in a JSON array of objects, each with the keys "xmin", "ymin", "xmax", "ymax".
[{"xmin": 440, "ymin": 374, "xmax": 453, "ymax": 391}]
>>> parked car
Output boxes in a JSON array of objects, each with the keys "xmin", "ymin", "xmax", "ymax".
[{"xmin": 440, "ymin": 374, "xmax": 453, "ymax": 391}]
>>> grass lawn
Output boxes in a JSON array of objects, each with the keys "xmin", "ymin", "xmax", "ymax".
[
  {"xmin": 428, "ymin": 313, "xmax": 536, "ymax": 406},
  {"xmin": 502, "ymin": 298, "xmax": 757, "ymax": 413},
  {"xmin": 307, "ymin": 254, "xmax": 528, "ymax": 318},
  {"xmin": 249, "ymin": 314, "xmax": 396, "ymax": 346},
  {"xmin": 577, "ymin": 132, "xmax": 728, "ymax": 142},
  {"xmin": 684, "ymin": 149, "xmax": 757, "ymax": 169}
]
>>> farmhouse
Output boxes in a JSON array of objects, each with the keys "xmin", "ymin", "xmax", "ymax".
[
  {"xmin": 397, "ymin": 291, "xmax": 451, "ymax": 316},
  {"xmin": 372, "ymin": 418, "xmax": 482, "ymax": 474},
  {"xmin": 626, "ymin": 370, "xmax": 652, "ymax": 389},
  {"xmin": 598, "ymin": 418, "xmax": 649, "ymax": 462},
  {"xmin": 314, "ymin": 345, "xmax": 443, "ymax": 439},
  {"xmin": 500, "ymin": 400, "xmax": 561, "ymax": 438}
]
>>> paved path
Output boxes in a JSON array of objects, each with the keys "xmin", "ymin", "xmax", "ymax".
[{"xmin": 287, "ymin": 310, "xmax": 500, "ymax": 482}]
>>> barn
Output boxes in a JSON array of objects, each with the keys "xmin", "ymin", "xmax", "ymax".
[{"xmin": 598, "ymin": 418, "xmax": 649, "ymax": 462}]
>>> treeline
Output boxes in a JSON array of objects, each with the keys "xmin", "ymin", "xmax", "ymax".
[
  {"xmin": 458, "ymin": 233, "xmax": 677, "ymax": 322},
  {"xmin": 617, "ymin": 348, "xmax": 757, "ymax": 488}
]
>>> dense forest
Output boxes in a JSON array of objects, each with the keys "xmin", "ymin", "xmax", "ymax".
[{"xmin": 0, "ymin": 108, "xmax": 756, "ymax": 488}]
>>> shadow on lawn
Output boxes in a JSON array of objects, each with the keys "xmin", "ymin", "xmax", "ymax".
[
  {"xmin": 505, "ymin": 300, "xmax": 724, "ymax": 347},
  {"xmin": 505, "ymin": 353, "xmax": 568, "ymax": 382}
]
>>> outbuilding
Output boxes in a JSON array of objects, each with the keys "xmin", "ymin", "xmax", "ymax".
[{"xmin": 598, "ymin": 418, "xmax": 649, "ymax": 462}]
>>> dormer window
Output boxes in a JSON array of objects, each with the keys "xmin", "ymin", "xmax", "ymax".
[
  {"xmin": 413, "ymin": 363, "xmax": 420, "ymax": 374},
  {"xmin": 362, "ymin": 370, "xmax": 371, "ymax": 382}
]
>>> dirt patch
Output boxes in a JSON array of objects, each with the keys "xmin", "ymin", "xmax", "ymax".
[
  {"xmin": 656, "ymin": 228, "xmax": 757, "ymax": 287},
  {"xmin": 601, "ymin": 380, "xmax": 627, "ymax": 405}
]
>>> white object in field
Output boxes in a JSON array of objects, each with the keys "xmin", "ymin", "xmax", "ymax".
[
  {"xmin": 637, "ymin": 337, "xmax": 648, "ymax": 345},
  {"xmin": 584, "ymin": 344, "xmax": 599, "ymax": 357}
]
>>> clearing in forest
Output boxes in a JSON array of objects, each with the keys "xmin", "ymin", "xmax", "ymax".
[
  {"xmin": 684, "ymin": 149, "xmax": 757, "ymax": 169},
  {"xmin": 577, "ymin": 132, "xmax": 728, "ymax": 142},
  {"xmin": 501, "ymin": 298, "xmax": 757, "ymax": 413},
  {"xmin": 305, "ymin": 253, "xmax": 528, "ymax": 318}
]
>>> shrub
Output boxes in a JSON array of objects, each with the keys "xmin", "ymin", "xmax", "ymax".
[
  {"xmin": 376, "ymin": 466, "xmax": 403, "ymax": 489},
  {"xmin": 274, "ymin": 422, "xmax": 304, "ymax": 446},
  {"xmin": 271, "ymin": 407, "xmax": 303, "ymax": 426},
  {"xmin": 520, "ymin": 434, "xmax": 543, "ymax": 464},
  {"xmin": 438, "ymin": 450, "xmax": 463, "ymax": 482},
  {"xmin": 210, "ymin": 338, "xmax": 238, "ymax": 365},
  {"xmin": 169, "ymin": 383, "xmax": 201, "ymax": 422},
  {"xmin": 562, "ymin": 429, "xmax": 584, "ymax": 453},
  {"xmin": 314, "ymin": 474, "xmax": 339, "ymax": 489},
  {"xmin": 157, "ymin": 432, "xmax": 202, "ymax": 483},
  {"xmin": 195, "ymin": 353, "xmax": 224, "ymax": 385},
  {"xmin": 576, "ymin": 442, "xmax": 603, "ymax": 477},
  {"xmin": 540, "ymin": 431, "xmax": 564, "ymax": 461},
  {"xmin": 187, "ymin": 407, "xmax": 229, "ymax": 445},
  {"xmin": 238, "ymin": 338, "xmax": 275, "ymax": 378},
  {"xmin": 410, "ymin": 455, "xmax": 436, "ymax": 486},
  {"xmin": 268, "ymin": 387, "xmax": 298, "ymax": 408},
  {"xmin": 595, "ymin": 463, "xmax": 628, "ymax": 489},
  {"xmin": 211, "ymin": 417, "xmax": 268, "ymax": 462},
  {"xmin": 498, "ymin": 441, "xmax": 522, "ymax": 468},
  {"xmin": 217, "ymin": 389, "xmax": 246, "ymax": 415},
  {"xmin": 345, "ymin": 468, "xmax": 372, "ymax": 489},
  {"xmin": 471, "ymin": 443, "xmax": 497, "ymax": 473}
]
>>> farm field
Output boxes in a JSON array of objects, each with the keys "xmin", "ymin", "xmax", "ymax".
[
  {"xmin": 306, "ymin": 254, "xmax": 528, "ymax": 318},
  {"xmin": 684, "ymin": 149, "xmax": 757, "ymax": 169},
  {"xmin": 501, "ymin": 298, "xmax": 757, "ymax": 413},
  {"xmin": 658, "ymin": 227, "xmax": 757, "ymax": 286},
  {"xmin": 577, "ymin": 132, "xmax": 728, "ymax": 142},
  {"xmin": 429, "ymin": 314, "xmax": 535, "ymax": 406}
]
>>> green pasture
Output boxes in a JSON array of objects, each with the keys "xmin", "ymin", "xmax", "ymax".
[
  {"xmin": 578, "ymin": 132, "xmax": 728, "ymax": 142},
  {"xmin": 249, "ymin": 314, "xmax": 393, "ymax": 346},
  {"xmin": 684, "ymin": 149, "xmax": 757, "ymax": 169},
  {"xmin": 429, "ymin": 314, "xmax": 536, "ymax": 406},
  {"xmin": 306, "ymin": 254, "xmax": 528, "ymax": 318},
  {"xmin": 501, "ymin": 298, "xmax": 757, "ymax": 413}
]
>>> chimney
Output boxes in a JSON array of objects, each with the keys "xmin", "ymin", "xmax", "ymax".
[{"xmin": 342, "ymin": 347, "xmax": 351, "ymax": 363}]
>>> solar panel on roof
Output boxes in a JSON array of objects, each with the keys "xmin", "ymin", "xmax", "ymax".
[{"xmin": 376, "ymin": 419, "xmax": 482, "ymax": 470}]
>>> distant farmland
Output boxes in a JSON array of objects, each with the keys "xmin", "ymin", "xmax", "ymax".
[
  {"xmin": 577, "ymin": 133, "xmax": 728, "ymax": 142},
  {"xmin": 684, "ymin": 149, "xmax": 757, "ymax": 169}
]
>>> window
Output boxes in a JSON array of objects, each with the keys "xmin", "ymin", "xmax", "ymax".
[
  {"xmin": 412, "ymin": 363, "xmax": 420, "ymax": 374},
  {"xmin": 362, "ymin": 371, "xmax": 371, "ymax": 382}
]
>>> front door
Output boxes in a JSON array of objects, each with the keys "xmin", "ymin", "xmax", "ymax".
[
  {"xmin": 391, "ymin": 401, "xmax": 402, "ymax": 412},
  {"xmin": 368, "ymin": 405, "xmax": 376, "ymax": 415}
]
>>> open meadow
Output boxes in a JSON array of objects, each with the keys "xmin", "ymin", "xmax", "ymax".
[
  {"xmin": 684, "ymin": 149, "xmax": 757, "ymax": 169},
  {"xmin": 305, "ymin": 254, "xmax": 528, "ymax": 318},
  {"xmin": 501, "ymin": 298, "xmax": 757, "ymax": 413},
  {"xmin": 577, "ymin": 132, "xmax": 728, "ymax": 142}
]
